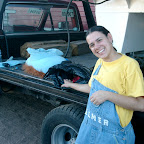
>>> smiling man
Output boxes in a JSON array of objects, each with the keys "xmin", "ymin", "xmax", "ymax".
[{"xmin": 61, "ymin": 25, "xmax": 144, "ymax": 144}]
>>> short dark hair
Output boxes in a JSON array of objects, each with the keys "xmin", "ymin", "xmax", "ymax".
[
  {"xmin": 86, "ymin": 25, "xmax": 117, "ymax": 51},
  {"xmin": 86, "ymin": 25, "xmax": 110, "ymax": 38}
]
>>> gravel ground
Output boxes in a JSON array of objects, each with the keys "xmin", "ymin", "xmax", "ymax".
[{"xmin": 0, "ymin": 92, "xmax": 54, "ymax": 144}]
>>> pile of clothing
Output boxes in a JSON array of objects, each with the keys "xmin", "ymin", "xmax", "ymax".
[
  {"xmin": 22, "ymin": 48, "xmax": 66, "ymax": 78},
  {"xmin": 44, "ymin": 61, "xmax": 92, "ymax": 88},
  {"xmin": 22, "ymin": 47, "xmax": 92, "ymax": 88}
]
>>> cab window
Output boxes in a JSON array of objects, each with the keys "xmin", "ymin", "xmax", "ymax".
[{"xmin": 3, "ymin": 3, "xmax": 79, "ymax": 33}]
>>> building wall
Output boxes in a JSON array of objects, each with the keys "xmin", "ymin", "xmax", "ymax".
[
  {"xmin": 94, "ymin": 0, "xmax": 144, "ymax": 52},
  {"xmin": 74, "ymin": 0, "xmax": 96, "ymax": 30},
  {"xmin": 59, "ymin": 0, "xmax": 96, "ymax": 30},
  {"xmin": 95, "ymin": 0, "xmax": 144, "ymax": 12}
]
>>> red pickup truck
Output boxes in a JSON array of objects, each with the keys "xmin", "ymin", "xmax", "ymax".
[{"xmin": 0, "ymin": 0, "xmax": 96, "ymax": 144}]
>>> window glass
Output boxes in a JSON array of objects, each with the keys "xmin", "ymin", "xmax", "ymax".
[
  {"xmin": 44, "ymin": 7, "xmax": 78, "ymax": 31},
  {"xmin": 3, "ymin": 3, "xmax": 79, "ymax": 33},
  {"xmin": 3, "ymin": 5, "xmax": 44, "ymax": 33}
]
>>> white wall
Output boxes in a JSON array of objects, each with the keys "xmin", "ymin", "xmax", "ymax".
[
  {"xmin": 95, "ymin": 0, "xmax": 144, "ymax": 13},
  {"xmin": 96, "ymin": 12, "xmax": 128, "ymax": 52},
  {"xmin": 95, "ymin": 0, "xmax": 144, "ymax": 52}
]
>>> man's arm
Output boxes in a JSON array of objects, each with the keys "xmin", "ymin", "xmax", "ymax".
[
  {"xmin": 61, "ymin": 79, "xmax": 90, "ymax": 93},
  {"xmin": 90, "ymin": 90, "xmax": 144, "ymax": 112}
]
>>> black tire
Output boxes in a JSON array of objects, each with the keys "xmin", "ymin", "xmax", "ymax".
[{"xmin": 41, "ymin": 104, "xmax": 85, "ymax": 144}]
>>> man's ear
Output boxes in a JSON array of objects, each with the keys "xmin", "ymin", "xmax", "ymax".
[{"xmin": 107, "ymin": 33, "xmax": 113, "ymax": 44}]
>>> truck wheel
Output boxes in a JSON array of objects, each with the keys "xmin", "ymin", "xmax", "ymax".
[{"xmin": 41, "ymin": 104, "xmax": 85, "ymax": 144}]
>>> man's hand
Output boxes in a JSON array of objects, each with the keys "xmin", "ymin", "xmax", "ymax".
[
  {"xmin": 61, "ymin": 79, "xmax": 73, "ymax": 88},
  {"xmin": 61, "ymin": 79, "xmax": 90, "ymax": 94},
  {"xmin": 90, "ymin": 90, "xmax": 108, "ymax": 105},
  {"xmin": 90, "ymin": 90, "xmax": 144, "ymax": 112}
]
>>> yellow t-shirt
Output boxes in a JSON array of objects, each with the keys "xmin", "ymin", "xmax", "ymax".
[{"xmin": 88, "ymin": 54, "xmax": 144, "ymax": 127}]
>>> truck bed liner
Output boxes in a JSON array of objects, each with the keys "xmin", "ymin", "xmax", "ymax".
[
  {"xmin": 0, "ymin": 65, "xmax": 88, "ymax": 106},
  {"xmin": 0, "ymin": 52, "xmax": 97, "ymax": 106}
]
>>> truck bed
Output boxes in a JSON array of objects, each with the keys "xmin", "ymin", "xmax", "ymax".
[{"xmin": 0, "ymin": 53, "xmax": 97, "ymax": 106}]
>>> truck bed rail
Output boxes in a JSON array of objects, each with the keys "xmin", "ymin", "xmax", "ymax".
[{"xmin": 0, "ymin": 65, "xmax": 88, "ymax": 106}]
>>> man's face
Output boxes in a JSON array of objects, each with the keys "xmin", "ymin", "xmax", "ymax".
[{"xmin": 86, "ymin": 31, "xmax": 114, "ymax": 62}]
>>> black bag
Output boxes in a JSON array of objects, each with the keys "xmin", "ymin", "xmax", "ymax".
[{"xmin": 43, "ymin": 61, "xmax": 92, "ymax": 88}]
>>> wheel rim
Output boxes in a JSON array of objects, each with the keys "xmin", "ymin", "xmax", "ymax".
[{"xmin": 51, "ymin": 124, "xmax": 78, "ymax": 144}]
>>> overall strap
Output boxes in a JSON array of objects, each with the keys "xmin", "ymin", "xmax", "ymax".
[{"xmin": 93, "ymin": 63, "xmax": 102, "ymax": 76}]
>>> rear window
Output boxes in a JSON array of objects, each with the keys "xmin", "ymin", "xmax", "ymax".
[{"xmin": 2, "ymin": 3, "xmax": 79, "ymax": 33}]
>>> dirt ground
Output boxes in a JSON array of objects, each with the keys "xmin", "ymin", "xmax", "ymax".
[{"xmin": 0, "ymin": 91, "xmax": 54, "ymax": 144}]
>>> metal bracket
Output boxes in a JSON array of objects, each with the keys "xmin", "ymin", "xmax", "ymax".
[{"xmin": 126, "ymin": 0, "xmax": 131, "ymax": 8}]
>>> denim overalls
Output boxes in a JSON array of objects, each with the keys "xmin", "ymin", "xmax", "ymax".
[{"xmin": 75, "ymin": 64, "xmax": 135, "ymax": 144}]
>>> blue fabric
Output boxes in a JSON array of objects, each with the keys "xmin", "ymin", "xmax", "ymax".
[{"xmin": 75, "ymin": 64, "xmax": 135, "ymax": 144}]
